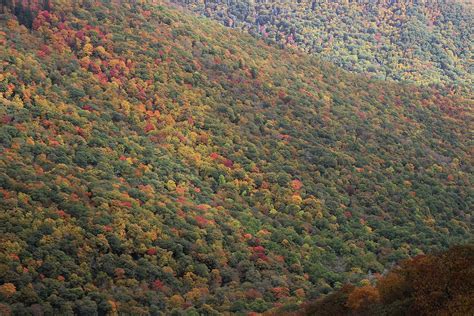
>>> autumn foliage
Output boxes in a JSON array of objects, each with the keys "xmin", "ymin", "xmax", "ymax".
[
  {"xmin": 173, "ymin": 0, "xmax": 473, "ymax": 86},
  {"xmin": 0, "ymin": 0, "xmax": 472, "ymax": 314},
  {"xmin": 299, "ymin": 245, "xmax": 474, "ymax": 316}
]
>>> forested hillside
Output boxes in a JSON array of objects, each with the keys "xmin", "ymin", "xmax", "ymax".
[
  {"xmin": 0, "ymin": 0, "xmax": 472, "ymax": 314},
  {"xmin": 297, "ymin": 245, "xmax": 474, "ymax": 316},
  {"xmin": 171, "ymin": 0, "xmax": 473, "ymax": 85}
]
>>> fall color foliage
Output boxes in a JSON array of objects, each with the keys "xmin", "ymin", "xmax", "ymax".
[
  {"xmin": 0, "ymin": 0, "xmax": 472, "ymax": 314},
  {"xmin": 298, "ymin": 245, "xmax": 474, "ymax": 316},
  {"xmin": 173, "ymin": 0, "xmax": 473, "ymax": 85}
]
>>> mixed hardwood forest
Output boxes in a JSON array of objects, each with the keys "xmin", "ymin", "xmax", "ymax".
[
  {"xmin": 172, "ymin": 0, "xmax": 473, "ymax": 85},
  {"xmin": 297, "ymin": 245, "xmax": 473, "ymax": 316},
  {"xmin": 0, "ymin": 0, "xmax": 472, "ymax": 314}
]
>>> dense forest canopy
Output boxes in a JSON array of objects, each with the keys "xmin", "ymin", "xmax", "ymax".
[
  {"xmin": 0, "ymin": 0, "xmax": 472, "ymax": 314},
  {"xmin": 296, "ymin": 245, "xmax": 474, "ymax": 316},
  {"xmin": 171, "ymin": 0, "xmax": 473, "ymax": 86}
]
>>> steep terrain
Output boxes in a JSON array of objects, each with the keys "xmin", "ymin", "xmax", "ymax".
[
  {"xmin": 171, "ymin": 0, "xmax": 473, "ymax": 85},
  {"xmin": 297, "ymin": 245, "xmax": 474, "ymax": 316},
  {"xmin": 0, "ymin": 0, "xmax": 472, "ymax": 314}
]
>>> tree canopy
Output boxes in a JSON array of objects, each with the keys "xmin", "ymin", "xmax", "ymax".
[
  {"xmin": 172, "ymin": 0, "xmax": 473, "ymax": 86},
  {"xmin": 297, "ymin": 245, "xmax": 474, "ymax": 316},
  {"xmin": 0, "ymin": 0, "xmax": 472, "ymax": 314}
]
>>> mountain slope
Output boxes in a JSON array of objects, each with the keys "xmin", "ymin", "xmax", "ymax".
[
  {"xmin": 297, "ymin": 245, "xmax": 474, "ymax": 316},
  {"xmin": 171, "ymin": 0, "xmax": 473, "ymax": 85},
  {"xmin": 0, "ymin": 1, "xmax": 472, "ymax": 314}
]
